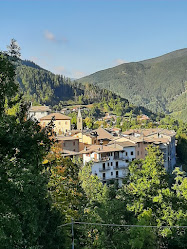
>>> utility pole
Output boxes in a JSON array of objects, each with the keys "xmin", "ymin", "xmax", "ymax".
[{"xmin": 72, "ymin": 218, "xmax": 74, "ymax": 249}]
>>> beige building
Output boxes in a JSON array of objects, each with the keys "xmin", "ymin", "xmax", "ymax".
[
  {"xmin": 57, "ymin": 136, "xmax": 79, "ymax": 152},
  {"xmin": 40, "ymin": 113, "xmax": 71, "ymax": 134},
  {"xmin": 74, "ymin": 127, "xmax": 114, "ymax": 146}
]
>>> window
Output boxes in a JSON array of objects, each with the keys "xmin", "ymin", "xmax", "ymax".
[
  {"xmin": 138, "ymin": 143, "xmax": 140, "ymax": 147},
  {"xmin": 63, "ymin": 142, "xmax": 66, "ymax": 147},
  {"xmin": 126, "ymin": 160, "xmax": 129, "ymax": 163},
  {"xmin": 131, "ymin": 151, "xmax": 134, "ymax": 155},
  {"xmin": 103, "ymin": 173, "xmax": 106, "ymax": 179},
  {"xmin": 95, "ymin": 173, "xmax": 97, "ymax": 176},
  {"xmin": 108, "ymin": 163, "xmax": 109, "ymax": 166},
  {"xmin": 103, "ymin": 163, "xmax": 105, "ymax": 170},
  {"xmin": 73, "ymin": 142, "xmax": 75, "ymax": 146},
  {"xmin": 116, "ymin": 161, "xmax": 118, "ymax": 168},
  {"xmin": 137, "ymin": 151, "xmax": 139, "ymax": 156},
  {"xmin": 126, "ymin": 152, "xmax": 128, "ymax": 156},
  {"xmin": 116, "ymin": 171, "xmax": 118, "ymax": 177},
  {"xmin": 111, "ymin": 172, "xmax": 113, "ymax": 176},
  {"xmin": 111, "ymin": 162, "xmax": 113, "ymax": 166}
]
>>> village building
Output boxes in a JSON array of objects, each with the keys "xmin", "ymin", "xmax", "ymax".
[
  {"xmin": 137, "ymin": 114, "xmax": 150, "ymax": 122},
  {"xmin": 57, "ymin": 135, "xmax": 79, "ymax": 152},
  {"xmin": 40, "ymin": 113, "xmax": 71, "ymax": 134},
  {"xmin": 28, "ymin": 105, "xmax": 51, "ymax": 121},
  {"xmin": 61, "ymin": 150, "xmax": 80, "ymax": 159},
  {"xmin": 73, "ymin": 127, "xmax": 114, "ymax": 151},
  {"xmin": 60, "ymin": 108, "xmax": 71, "ymax": 115},
  {"xmin": 122, "ymin": 128, "xmax": 176, "ymax": 172},
  {"xmin": 80, "ymin": 141, "xmax": 136, "ymax": 186}
]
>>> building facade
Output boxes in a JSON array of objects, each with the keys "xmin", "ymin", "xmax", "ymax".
[
  {"xmin": 28, "ymin": 105, "xmax": 51, "ymax": 121},
  {"xmin": 57, "ymin": 136, "xmax": 79, "ymax": 152},
  {"xmin": 81, "ymin": 142, "xmax": 136, "ymax": 186},
  {"xmin": 40, "ymin": 113, "xmax": 71, "ymax": 134}
]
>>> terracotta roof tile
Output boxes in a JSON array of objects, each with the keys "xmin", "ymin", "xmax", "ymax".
[
  {"xmin": 40, "ymin": 113, "xmax": 71, "ymax": 120},
  {"xmin": 29, "ymin": 105, "xmax": 51, "ymax": 112}
]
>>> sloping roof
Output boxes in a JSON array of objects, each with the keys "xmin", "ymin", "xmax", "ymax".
[
  {"xmin": 122, "ymin": 128, "xmax": 176, "ymax": 137},
  {"xmin": 57, "ymin": 136, "xmax": 79, "ymax": 141},
  {"xmin": 29, "ymin": 105, "xmax": 51, "ymax": 112},
  {"xmin": 109, "ymin": 140, "xmax": 136, "ymax": 148},
  {"xmin": 61, "ymin": 150, "xmax": 80, "ymax": 157},
  {"xmin": 94, "ymin": 128, "xmax": 114, "ymax": 140},
  {"xmin": 80, "ymin": 144, "xmax": 123, "ymax": 154},
  {"xmin": 40, "ymin": 113, "xmax": 71, "ymax": 120},
  {"xmin": 144, "ymin": 137, "xmax": 169, "ymax": 144}
]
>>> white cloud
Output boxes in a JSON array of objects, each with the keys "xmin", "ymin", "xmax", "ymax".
[
  {"xmin": 44, "ymin": 30, "xmax": 68, "ymax": 43},
  {"xmin": 114, "ymin": 58, "xmax": 128, "ymax": 66},
  {"xmin": 44, "ymin": 30, "xmax": 56, "ymax": 41}
]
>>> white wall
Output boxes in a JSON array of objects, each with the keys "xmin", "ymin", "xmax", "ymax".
[{"xmin": 83, "ymin": 146, "xmax": 136, "ymax": 186}]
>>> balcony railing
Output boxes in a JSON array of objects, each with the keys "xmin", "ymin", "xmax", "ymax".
[
  {"xmin": 114, "ymin": 156, "xmax": 129, "ymax": 161},
  {"xmin": 102, "ymin": 174, "xmax": 126, "ymax": 181},
  {"xmin": 93, "ymin": 157, "xmax": 110, "ymax": 163},
  {"xmin": 113, "ymin": 165, "xmax": 127, "ymax": 170},
  {"xmin": 99, "ymin": 167, "xmax": 110, "ymax": 172}
]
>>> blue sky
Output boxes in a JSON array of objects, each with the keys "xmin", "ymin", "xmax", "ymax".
[{"xmin": 1, "ymin": 0, "xmax": 187, "ymax": 78}]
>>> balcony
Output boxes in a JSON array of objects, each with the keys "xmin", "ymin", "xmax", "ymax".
[
  {"xmin": 113, "ymin": 165, "xmax": 127, "ymax": 170},
  {"xmin": 99, "ymin": 167, "xmax": 110, "ymax": 172},
  {"xmin": 114, "ymin": 156, "xmax": 129, "ymax": 161},
  {"xmin": 94, "ymin": 157, "xmax": 110, "ymax": 163},
  {"xmin": 102, "ymin": 174, "xmax": 126, "ymax": 181}
]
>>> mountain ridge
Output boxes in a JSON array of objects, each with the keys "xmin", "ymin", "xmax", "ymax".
[{"xmin": 78, "ymin": 48, "xmax": 187, "ymax": 121}]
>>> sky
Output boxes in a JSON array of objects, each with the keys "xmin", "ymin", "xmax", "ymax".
[{"xmin": 1, "ymin": 0, "xmax": 187, "ymax": 78}]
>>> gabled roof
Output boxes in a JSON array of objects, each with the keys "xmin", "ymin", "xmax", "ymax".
[
  {"xmin": 94, "ymin": 127, "xmax": 114, "ymax": 140},
  {"xmin": 40, "ymin": 113, "xmax": 71, "ymax": 120},
  {"xmin": 122, "ymin": 128, "xmax": 176, "ymax": 137},
  {"xmin": 57, "ymin": 136, "xmax": 79, "ymax": 141},
  {"xmin": 80, "ymin": 144, "xmax": 123, "ymax": 154},
  {"xmin": 109, "ymin": 139, "xmax": 136, "ymax": 148},
  {"xmin": 29, "ymin": 105, "xmax": 51, "ymax": 112}
]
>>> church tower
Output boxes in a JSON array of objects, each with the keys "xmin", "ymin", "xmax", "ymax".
[{"xmin": 77, "ymin": 108, "xmax": 83, "ymax": 131}]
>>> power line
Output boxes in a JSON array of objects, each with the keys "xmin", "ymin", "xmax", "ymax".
[{"xmin": 59, "ymin": 221, "xmax": 187, "ymax": 229}]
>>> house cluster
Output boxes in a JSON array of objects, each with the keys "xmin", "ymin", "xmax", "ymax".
[{"xmin": 28, "ymin": 105, "xmax": 176, "ymax": 186}]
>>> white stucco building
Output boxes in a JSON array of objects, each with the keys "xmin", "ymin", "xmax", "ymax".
[
  {"xmin": 80, "ymin": 141, "xmax": 136, "ymax": 186},
  {"xmin": 28, "ymin": 105, "xmax": 51, "ymax": 121}
]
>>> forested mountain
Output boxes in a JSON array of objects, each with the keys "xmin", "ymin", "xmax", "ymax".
[
  {"xmin": 16, "ymin": 60, "xmax": 83, "ymax": 105},
  {"xmin": 15, "ymin": 59, "xmax": 155, "ymax": 117},
  {"xmin": 78, "ymin": 48, "xmax": 187, "ymax": 121}
]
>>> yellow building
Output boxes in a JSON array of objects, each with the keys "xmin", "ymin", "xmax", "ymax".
[{"xmin": 40, "ymin": 113, "xmax": 71, "ymax": 134}]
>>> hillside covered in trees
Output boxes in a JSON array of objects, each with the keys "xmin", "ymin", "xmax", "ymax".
[
  {"xmin": 15, "ymin": 59, "xmax": 156, "ymax": 118},
  {"xmin": 78, "ymin": 48, "xmax": 187, "ymax": 121}
]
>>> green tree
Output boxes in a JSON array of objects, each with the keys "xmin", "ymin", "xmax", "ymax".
[
  {"xmin": 120, "ymin": 146, "xmax": 187, "ymax": 249},
  {"xmin": 0, "ymin": 48, "xmax": 64, "ymax": 248}
]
